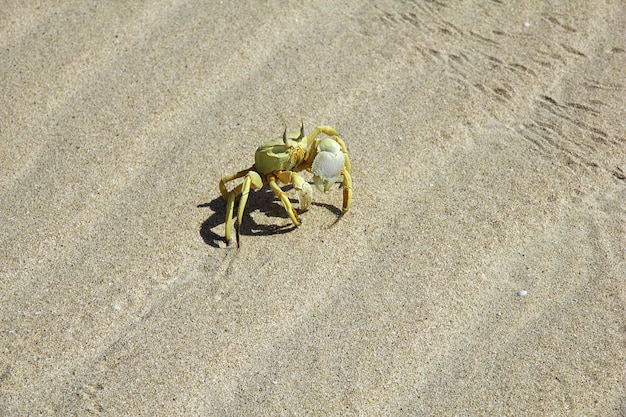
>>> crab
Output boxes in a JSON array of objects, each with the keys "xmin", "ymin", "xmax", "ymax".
[{"xmin": 219, "ymin": 123, "xmax": 352, "ymax": 246}]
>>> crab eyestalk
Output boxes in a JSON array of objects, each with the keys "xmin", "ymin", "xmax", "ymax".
[
  {"xmin": 312, "ymin": 138, "xmax": 345, "ymax": 192},
  {"xmin": 297, "ymin": 120, "xmax": 305, "ymax": 141}
]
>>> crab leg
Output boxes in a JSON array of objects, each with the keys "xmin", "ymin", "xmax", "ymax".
[
  {"xmin": 300, "ymin": 126, "xmax": 340, "ymax": 164},
  {"xmin": 222, "ymin": 170, "xmax": 262, "ymax": 246},
  {"xmin": 306, "ymin": 125, "xmax": 339, "ymax": 142},
  {"xmin": 219, "ymin": 167, "xmax": 253, "ymax": 201},
  {"xmin": 267, "ymin": 175, "xmax": 301, "ymax": 227},
  {"xmin": 223, "ymin": 180, "xmax": 248, "ymax": 245},
  {"xmin": 276, "ymin": 171, "xmax": 312, "ymax": 210},
  {"xmin": 341, "ymin": 168, "xmax": 353, "ymax": 212},
  {"xmin": 234, "ymin": 171, "xmax": 263, "ymax": 247},
  {"xmin": 331, "ymin": 136, "xmax": 352, "ymax": 211}
]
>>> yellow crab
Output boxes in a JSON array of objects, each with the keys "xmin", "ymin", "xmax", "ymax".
[{"xmin": 219, "ymin": 123, "xmax": 352, "ymax": 246}]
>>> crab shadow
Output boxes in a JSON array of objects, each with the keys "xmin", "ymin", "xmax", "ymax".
[
  {"xmin": 199, "ymin": 186, "xmax": 300, "ymax": 248},
  {"xmin": 199, "ymin": 185, "xmax": 345, "ymax": 247},
  {"xmin": 311, "ymin": 201, "xmax": 343, "ymax": 217}
]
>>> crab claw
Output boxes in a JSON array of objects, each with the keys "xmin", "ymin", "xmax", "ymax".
[
  {"xmin": 292, "ymin": 174, "xmax": 312, "ymax": 210},
  {"xmin": 312, "ymin": 138, "xmax": 345, "ymax": 192},
  {"xmin": 296, "ymin": 182, "xmax": 312, "ymax": 210}
]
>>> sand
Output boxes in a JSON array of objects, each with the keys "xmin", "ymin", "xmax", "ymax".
[{"xmin": 1, "ymin": 1, "xmax": 624, "ymax": 415}]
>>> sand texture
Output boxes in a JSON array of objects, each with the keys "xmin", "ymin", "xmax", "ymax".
[{"xmin": 1, "ymin": 1, "xmax": 625, "ymax": 415}]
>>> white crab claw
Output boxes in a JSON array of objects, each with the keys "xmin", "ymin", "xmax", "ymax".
[
  {"xmin": 292, "ymin": 175, "xmax": 312, "ymax": 210},
  {"xmin": 312, "ymin": 138, "xmax": 344, "ymax": 192}
]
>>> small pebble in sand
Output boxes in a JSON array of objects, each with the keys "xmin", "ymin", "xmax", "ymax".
[
  {"xmin": 523, "ymin": 21, "xmax": 530, "ymax": 28},
  {"xmin": 516, "ymin": 290, "xmax": 528, "ymax": 297}
]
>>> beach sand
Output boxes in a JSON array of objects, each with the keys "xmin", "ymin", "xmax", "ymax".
[{"xmin": 1, "ymin": 1, "xmax": 624, "ymax": 415}]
